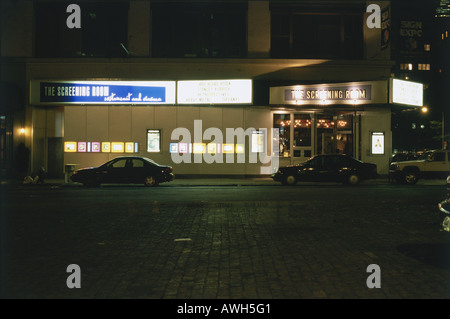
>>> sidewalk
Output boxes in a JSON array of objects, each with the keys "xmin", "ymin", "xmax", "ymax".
[{"xmin": 2, "ymin": 175, "xmax": 446, "ymax": 187}]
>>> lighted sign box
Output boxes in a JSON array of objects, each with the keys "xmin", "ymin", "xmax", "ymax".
[
  {"xmin": 207, "ymin": 143, "xmax": 217, "ymax": 154},
  {"xmin": 389, "ymin": 79, "xmax": 423, "ymax": 107},
  {"xmin": 236, "ymin": 144, "xmax": 245, "ymax": 154},
  {"xmin": 125, "ymin": 142, "xmax": 134, "ymax": 153},
  {"xmin": 177, "ymin": 80, "xmax": 252, "ymax": 104},
  {"xmin": 102, "ymin": 142, "xmax": 111, "ymax": 153},
  {"xmin": 179, "ymin": 143, "xmax": 188, "ymax": 153},
  {"xmin": 270, "ymin": 81, "xmax": 388, "ymax": 105},
  {"xmin": 64, "ymin": 141, "xmax": 138, "ymax": 153},
  {"xmin": 223, "ymin": 144, "xmax": 234, "ymax": 153},
  {"xmin": 30, "ymin": 81, "xmax": 176, "ymax": 105},
  {"xmin": 193, "ymin": 143, "xmax": 206, "ymax": 154},
  {"xmin": 64, "ymin": 142, "xmax": 77, "ymax": 152},
  {"xmin": 251, "ymin": 130, "xmax": 265, "ymax": 153},
  {"xmin": 147, "ymin": 129, "xmax": 161, "ymax": 152},
  {"xmin": 371, "ymin": 132, "xmax": 385, "ymax": 155},
  {"xmin": 170, "ymin": 143, "xmax": 178, "ymax": 153},
  {"xmin": 111, "ymin": 142, "xmax": 124, "ymax": 153},
  {"xmin": 92, "ymin": 142, "xmax": 100, "ymax": 152},
  {"xmin": 77, "ymin": 142, "xmax": 87, "ymax": 152}
]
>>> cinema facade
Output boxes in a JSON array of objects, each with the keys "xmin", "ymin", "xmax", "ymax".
[
  {"xmin": 4, "ymin": 0, "xmax": 419, "ymax": 179},
  {"xmin": 22, "ymin": 58, "xmax": 409, "ymax": 178}
]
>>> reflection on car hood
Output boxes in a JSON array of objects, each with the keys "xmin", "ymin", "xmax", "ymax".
[
  {"xmin": 280, "ymin": 164, "xmax": 304, "ymax": 169},
  {"xmin": 78, "ymin": 167, "xmax": 95, "ymax": 171},
  {"xmin": 391, "ymin": 159, "xmax": 426, "ymax": 165}
]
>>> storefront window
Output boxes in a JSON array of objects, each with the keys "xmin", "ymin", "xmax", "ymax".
[
  {"xmin": 273, "ymin": 114, "xmax": 290, "ymax": 157},
  {"xmin": 293, "ymin": 114, "xmax": 312, "ymax": 147},
  {"xmin": 336, "ymin": 114, "xmax": 353, "ymax": 131},
  {"xmin": 147, "ymin": 130, "xmax": 161, "ymax": 153}
]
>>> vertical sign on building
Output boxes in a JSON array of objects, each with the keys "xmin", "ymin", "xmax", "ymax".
[{"xmin": 381, "ymin": 6, "xmax": 390, "ymax": 50}]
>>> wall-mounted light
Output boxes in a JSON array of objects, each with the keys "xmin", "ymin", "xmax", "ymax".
[
  {"xmin": 421, "ymin": 106, "xmax": 428, "ymax": 113},
  {"xmin": 19, "ymin": 128, "xmax": 25, "ymax": 134}
]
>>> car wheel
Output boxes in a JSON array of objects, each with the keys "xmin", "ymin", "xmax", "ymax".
[
  {"xmin": 404, "ymin": 171, "xmax": 418, "ymax": 185},
  {"xmin": 282, "ymin": 175, "xmax": 297, "ymax": 186},
  {"xmin": 346, "ymin": 174, "xmax": 360, "ymax": 185},
  {"xmin": 144, "ymin": 176, "xmax": 159, "ymax": 187}
]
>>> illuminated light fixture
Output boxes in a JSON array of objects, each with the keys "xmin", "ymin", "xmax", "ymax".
[
  {"xmin": 338, "ymin": 120, "xmax": 347, "ymax": 127},
  {"xmin": 421, "ymin": 106, "xmax": 428, "ymax": 113},
  {"xmin": 19, "ymin": 128, "xmax": 25, "ymax": 134},
  {"xmin": 408, "ymin": 64, "xmax": 413, "ymax": 70}
]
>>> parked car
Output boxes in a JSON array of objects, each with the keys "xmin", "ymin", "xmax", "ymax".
[
  {"xmin": 390, "ymin": 152, "xmax": 418, "ymax": 163},
  {"xmin": 70, "ymin": 156, "xmax": 174, "ymax": 187},
  {"xmin": 389, "ymin": 149, "xmax": 450, "ymax": 185},
  {"xmin": 271, "ymin": 154, "xmax": 378, "ymax": 186}
]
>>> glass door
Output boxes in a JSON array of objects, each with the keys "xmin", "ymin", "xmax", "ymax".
[{"xmin": 292, "ymin": 113, "xmax": 314, "ymax": 164}]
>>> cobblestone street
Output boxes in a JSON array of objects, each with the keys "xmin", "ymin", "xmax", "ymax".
[{"xmin": 1, "ymin": 181, "xmax": 449, "ymax": 299}]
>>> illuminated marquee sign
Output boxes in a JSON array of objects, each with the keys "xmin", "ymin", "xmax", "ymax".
[
  {"xmin": 30, "ymin": 81, "xmax": 176, "ymax": 105},
  {"xmin": 177, "ymin": 80, "xmax": 252, "ymax": 104},
  {"xmin": 270, "ymin": 81, "xmax": 388, "ymax": 105},
  {"xmin": 389, "ymin": 79, "xmax": 423, "ymax": 107}
]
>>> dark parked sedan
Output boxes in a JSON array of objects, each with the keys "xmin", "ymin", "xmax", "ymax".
[
  {"xmin": 70, "ymin": 156, "xmax": 174, "ymax": 186},
  {"xmin": 271, "ymin": 154, "xmax": 377, "ymax": 185}
]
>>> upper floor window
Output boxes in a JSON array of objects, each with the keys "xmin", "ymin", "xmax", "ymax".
[
  {"xmin": 35, "ymin": 2, "xmax": 129, "ymax": 58},
  {"xmin": 418, "ymin": 63, "xmax": 430, "ymax": 71},
  {"xmin": 270, "ymin": 6, "xmax": 363, "ymax": 59},
  {"xmin": 151, "ymin": 2, "xmax": 247, "ymax": 58}
]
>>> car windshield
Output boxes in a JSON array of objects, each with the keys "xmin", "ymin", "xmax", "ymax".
[{"xmin": 417, "ymin": 151, "xmax": 433, "ymax": 160}]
